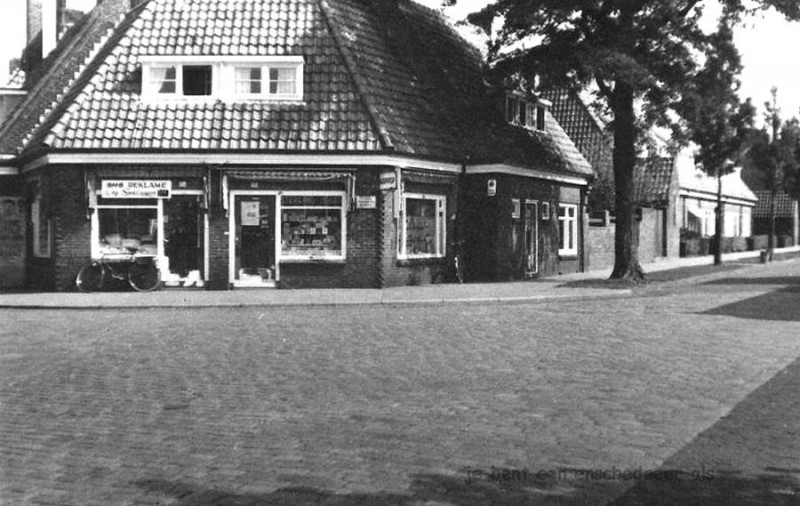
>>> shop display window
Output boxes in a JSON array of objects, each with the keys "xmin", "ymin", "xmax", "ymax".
[
  {"xmin": 401, "ymin": 194, "xmax": 445, "ymax": 258},
  {"xmin": 280, "ymin": 194, "xmax": 344, "ymax": 260},
  {"xmin": 97, "ymin": 203, "xmax": 158, "ymax": 256}
]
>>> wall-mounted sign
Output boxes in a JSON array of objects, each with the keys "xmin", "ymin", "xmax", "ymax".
[
  {"xmin": 487, "ymin": 179, "xmax": 497, "ymax": 197},
  {"xmin": 356, "ymin": 195, "xmax": 377, "ymax": 209},
  {"xmin": 241, "ymin": 201, "xmax": 260, "ymax": 226},
  {"xmin": 379, "ymin": 172, "xmax": 397, "ymax": 191},
  {"xmin": 101, "ymin": 180, "xmax": 171, "ymax": 199}
]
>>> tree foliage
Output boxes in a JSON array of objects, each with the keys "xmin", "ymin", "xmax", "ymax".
[{"xmin": 453, "ymin": 0, "xmax": 799, "ymax": 279}]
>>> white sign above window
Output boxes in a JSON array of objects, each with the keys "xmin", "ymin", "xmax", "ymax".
[{"xmin": 101, "ymin": 180, "xmax": 172, "ymax": 199}]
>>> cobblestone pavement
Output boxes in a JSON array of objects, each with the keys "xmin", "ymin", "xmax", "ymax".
[{"xmin": 1, "ymin": 260, "xmax": 799, "ymax": 505}]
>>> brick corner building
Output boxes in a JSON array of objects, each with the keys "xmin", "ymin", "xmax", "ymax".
[{"xmin": 0, "ymin": 0, "xmax": 593, "ymax": 291}]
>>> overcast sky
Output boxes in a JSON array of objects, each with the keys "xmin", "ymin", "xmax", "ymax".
[{"xmin": 2, "ymin": 0, "xmax": 799, "ymax": 121}]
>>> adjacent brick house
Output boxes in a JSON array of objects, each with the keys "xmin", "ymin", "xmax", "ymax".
[
  {"xmin": 543, "ymin": 89, "xmax": 680, "ymax": 269},
  {"xmin": 0, "ymin": 0, "xmax": 593, "ymax": 291}
]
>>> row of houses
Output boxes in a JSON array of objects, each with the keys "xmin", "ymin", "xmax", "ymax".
[{"xmin": 0, "ymin": 0, "xmax": 796, "ymax": 291}]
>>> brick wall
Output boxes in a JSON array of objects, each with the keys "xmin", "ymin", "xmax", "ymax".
[
  {"xmin": 378, "ymin": 171, "xmax": 455, "ymax": 287},
  {"xmin": 461, "ymin": 173, "xmax": 584, "ymax": 280}
]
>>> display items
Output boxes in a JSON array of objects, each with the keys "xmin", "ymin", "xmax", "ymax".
[
  {"xmin": 97, "ymin": 206, "xmax": 158, "ymax": 255},
  {"xmin": 403, "ymin": 195, "xmax": 445, "ymax": 257},
  {"xmin": 281, "ymin": 195, "xmax": 343, "ymax": 259}
]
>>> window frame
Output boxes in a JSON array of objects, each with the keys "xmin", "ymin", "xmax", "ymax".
[
  {"xmin": 558, "ymin": 203, "xmax": 579, "ymax": 256},
  {"xmin": 279, "ymin": 191, "xmax": 347, "ymax": 262},
  {"xmin": 31, "ymin": 194, "xmax": 51, "ymax": 258},
  {"xmin": 231, "ymin": 63, "xmax": 303, "ymax": 100},
  {"xmin": 505, "ymin": 94, "xmax": 547, "ymax": 132},
  {"xmin": 141, "ymin": 56, "xmax": 304, "ymax": 102},
  {"xmin": 399, "ymin": 193, "xmax": 447, "ymax": 260}
]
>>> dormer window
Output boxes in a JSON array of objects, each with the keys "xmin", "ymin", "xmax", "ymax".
[
  {"xmin": 506, "ymin": 95, "xmax": 547, "ymax": 131},
  {"xmin": 233, "ymin": 65, "xmax": 299, "ymax": 98},
  {"xmin": 141, "ymin": 56, "xmax": 304, "ymax": 101}
]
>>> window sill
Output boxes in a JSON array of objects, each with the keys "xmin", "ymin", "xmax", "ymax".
[
  {"xmin": 558, "ymin": 253, "xmax": 579, "ymax": 261},
  {"xmin": 280, "ymin": 258, "xmax": 346, "ymax": 264}
]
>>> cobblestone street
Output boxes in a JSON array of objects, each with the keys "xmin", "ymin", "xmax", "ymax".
[{"xmin": 1, "ymin": 260, "xmax": 799, "ymax": 505}]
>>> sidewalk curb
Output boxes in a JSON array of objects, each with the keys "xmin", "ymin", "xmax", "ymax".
[{"xmin": 0, "ymin": 289, "xmax": 635, "ymax": 310}]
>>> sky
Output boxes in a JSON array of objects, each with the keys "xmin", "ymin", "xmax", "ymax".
[
  {"xmin": 1, "ymin": 0, "xmax": 799, "ymax": 121},
  {"xmin": 417, "ymin": 0, "xmax": 800, "ymax": 124}
]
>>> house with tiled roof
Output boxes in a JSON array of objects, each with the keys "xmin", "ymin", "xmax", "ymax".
[
  {"xmin": 0, "ymin": 0, "xmax": 593, "ymax": 291},
  {"xmin": 544, "ymin": 89, "xmax": 761, "ymax": 264},
  {"xmin": 749, "ymin": 191, "xmax": 798, "ymax": 247}
]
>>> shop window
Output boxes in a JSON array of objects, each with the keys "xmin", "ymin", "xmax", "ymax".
[
  {"xmin": 280, "ymin": 194, "xmax": 345, "ymax": 260},
  {"xmin": 31, "ymin": 195, "xmax": 51, "ymax": 258},
  {"xmin": 400, "ymin": 194, "xmax": 446, "ymax": 258},
  {"xmin": 96, "ymin": 201, "xmax": 158, "ymax": 256},
  {"xmin": 558, "ymin": 204, "xmax": 578, "ymax": 256}
]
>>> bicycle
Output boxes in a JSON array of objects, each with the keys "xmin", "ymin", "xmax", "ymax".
[{"xmin": 75, "ymin": 248, "xmax": 161, "ymax": 292}]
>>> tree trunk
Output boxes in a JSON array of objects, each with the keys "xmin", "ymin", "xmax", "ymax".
[
  {"xmin": 714, "ymin": 168, "xmax": 723, "ymax": 265},
  {"xmin": 609, "ymin": 82, "xmax": 644, "ymax": 280},
  {"xmin": 768, "ymin": 189, "xmax": 777, "ymax": 254}
]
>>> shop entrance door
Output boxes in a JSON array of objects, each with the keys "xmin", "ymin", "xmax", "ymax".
[
  {"xmin": 164, "ymin": 194, "xmax": 204, "ymax": 287},
  {"xmin": 232, "ymin": 194, "xmax": 277, "ymax": 287},
  {"xmin": 524, "ymin": 201, "xmax": 539, "ymax": 277}
]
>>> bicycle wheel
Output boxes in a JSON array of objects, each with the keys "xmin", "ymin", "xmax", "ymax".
[
  {"xmin": 76, "ymin": 263, "xmax": 103, "ymax": 292},
  {"xmin": 128, "ymin": 262, "xmax": 161, "ymax": 292}
]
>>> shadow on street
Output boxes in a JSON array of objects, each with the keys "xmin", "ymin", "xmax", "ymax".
[
  {"xmin": 608, "ymin": 357, "xmax": 800, "ymax": 506},
  {"xmin": 702, "ymin": 276, "xmax": 800, "ymax": 286},
  {"xmin": 702, "ymin": 286, "xmax": 800, "ymax": 321},
  {"xmin": 133, "ymin": 357, "xmax": 800, "ymax": 505},
  {"xmin": 134, "ymin": 474, "xmax": 630, "ymax": 506}
]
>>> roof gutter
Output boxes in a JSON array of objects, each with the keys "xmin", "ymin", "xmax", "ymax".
[{"xmin": 0, "ymin": 154, "xmax": 19, "ymax": 175}]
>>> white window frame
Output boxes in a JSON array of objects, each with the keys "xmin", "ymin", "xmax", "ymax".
[
  {"xmin": 141, "ymin": 56, "xmax": 304, "ymax": 102},
  {"xmin": 279, "ymin": 191, "xmax": 347, "ymax": 262},
  {"xmin": 399, "ymin": 193, "xmax": 446, "ymax": 259},
  {"xmin": 506, "ymin": 94, "xmax": 546, "ymax": 132},
  {"xmin": 558, "ymin": 203, "xmax": 578, "ymax": 256},
  {"xmin": 91, "ymin": 199, "xmax": 165, "ymax": 262},
  {"xmin": 31, "ymin": 194, "xmax": 51, "ymax": 258},
  {"xmin": 231, "ymin": 64, "xmax": 303, "ymax": 100}
]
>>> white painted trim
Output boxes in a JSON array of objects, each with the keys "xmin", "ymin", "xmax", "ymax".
[
  {"xmin": 467, "ymin": 164, "xmax": 590, "ymax": 185},
  {"xmin": 229, "ymin": 190, "xmax": 282, "ymax": 287},
  {"xmin": 0, "ymin": 166, "xmax": 18, "ymax": 175},
  {"xmin": 397, "ymin": 192, "xmax": 447, "ymax": 260},
  {"xmin": 140, "ymin": 55, "xmax": 306, "ymax": 64},
  {"xmin": 279, "ymin": 190, "xmax": 347, "ymax": 262},
  {"xmin": 557, "ymin": 203, "xmax": 579, "ymax": 256},
  {"xmin": 0, "ymin": 89, "xmax": 27, "ymax": 95},
  {"xmin": 679, "ymin": 188, "xmax": 757, "ymax": 207},
  {"xmin": 24, "ymin": 153, "xmax": 464, "ymax": 173}
]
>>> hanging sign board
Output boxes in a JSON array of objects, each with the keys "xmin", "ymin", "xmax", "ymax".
[
  {"xmin": 356, "ymin": 196, "xmax": 377, "ymax": 209},
  {"xmin": 379, "ymin": 172, "xmax": 397, "ymax": 191},
  {"xmin": 101, "ymin": 180, "xmax": 171, "ymax": 199}
]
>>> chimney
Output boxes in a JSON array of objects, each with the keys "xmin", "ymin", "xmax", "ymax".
[
  {"xmin": 28, "ymin": 0, "xmax": 66, "ymax": 60},
  {"xmin": 41, "ymin": 0, "xmax": 59, "ymax": 57},
  {"xmin": 26, "ymin": 0, "xmax": 42, "ymax": 45}
]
